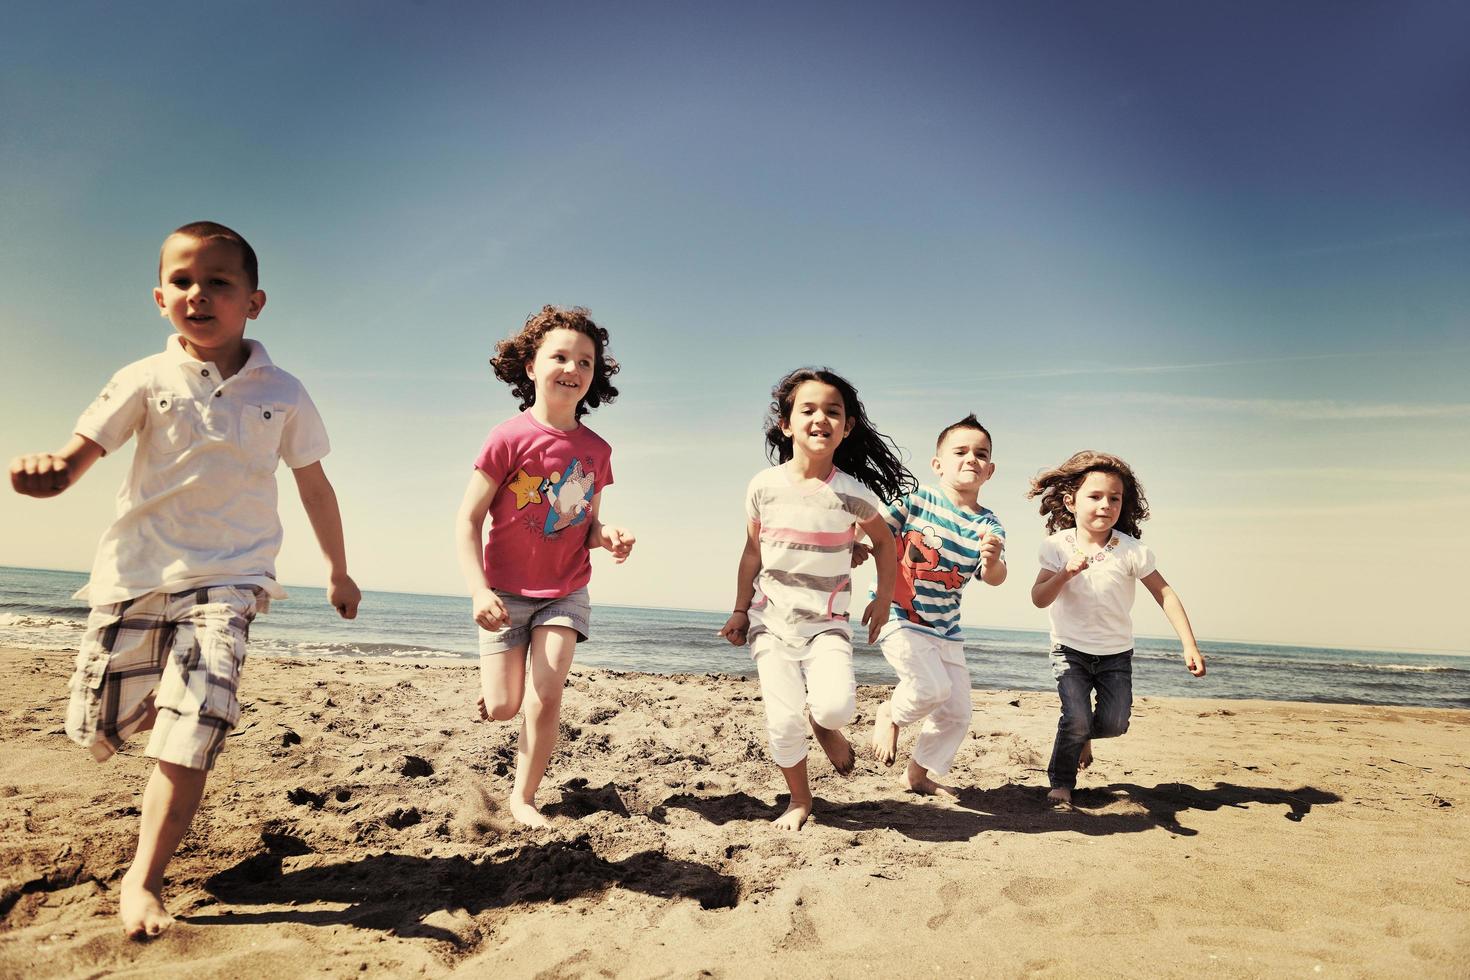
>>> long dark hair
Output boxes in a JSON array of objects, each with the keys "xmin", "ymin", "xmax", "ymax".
[
  {"xmin": 1027, "ymin": 450, "xmax": 1150, "ymax": 538},
  {"xmin": 763, "ymin": 367, "xmax": 916, "ymax": 503}
]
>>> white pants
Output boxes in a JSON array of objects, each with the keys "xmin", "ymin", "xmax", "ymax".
[
  {"xmin": 752, "ymin": 632, "xmax": 857, "ymax": 768},
  {"xmin": 881, "ymin": 628, "xmax": 973, "ymax": 777}
]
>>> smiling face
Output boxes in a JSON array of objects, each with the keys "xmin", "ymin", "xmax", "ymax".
[
  {"xmin": 1066, "ymin": 470, "xmax": 1125, "ymax": 541},
  {"xmin": 527, "ymin": 327, "xmax": 597, "ymax": 413},
  {"xmin": 153, "ymin": 234, "xmax": 264, "ymax": 362},
  {"xmin": 780, "ymin": 380, "xmax": 853, "ymax": 462},
  {"xmin": 931, "ymin": 427, "xmax": 994, "ymax": 496}
]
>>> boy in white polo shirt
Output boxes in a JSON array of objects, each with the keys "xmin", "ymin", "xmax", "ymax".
[{"xmin": 9, "ymin": 221, "xmax": 361, "ymax": 939}]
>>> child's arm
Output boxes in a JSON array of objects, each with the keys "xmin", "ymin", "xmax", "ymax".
[
  {"xmin": 858, "ymin": 513, "xmax": 897, "ymax": 644},
  {"xmin": 582, "ymin": 493, "xmax": 635, "ymax": 563},
  {"xmin": 455, "ymin": 469, "xmax": 509, "ymax": 632},
  {"xmin": 716, "ymin": 520, "xmax": 762, "ymax": 646},
  {"xmin": 978, "ymin": 531, "xmax": 1007, "ymax": 587},
  {"xmin": 1031, "ymin": 553, "xmax": 1089, "ymax": 608},
  {"xmin": 1142, "ymin": 570, "xmax": 1206, "ymax": 676},
  {"xmin": 9, "ymin": 435, "xmax": 106, "ymax": 498},
  {"xmin": 291, "ymin": 462, "xmax": 361, "ymax": 619}
]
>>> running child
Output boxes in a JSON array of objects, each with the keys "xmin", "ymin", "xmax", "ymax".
[
  {"xmin": 454, "ymin": 305, "xmax": 634, "ymax": 828},
  {"xmin": 717, "ymin": 367, "xmax": 911, "ymax": 831},
  {"xmin": 865, "ymin": 414, "xmax": 1007, "ymax": 795},
  {"xmin": 9, "ymin": 221, "xmax": 361, "ymax": 938},
  {"xmin": 1027, "ymin": 450, "xmax": 1206, "ymax": 808}
]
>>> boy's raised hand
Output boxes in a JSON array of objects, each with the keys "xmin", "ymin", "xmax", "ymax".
[
  {"xmin": 861, "ymin": 597, "xmax": 889, "ymax": 644},
  {"xmin": 329, "ymin": 574, "xmax": 362, "ymax": 619},
  {"xmin": 978, "ymin": 532, "xmax": 1003, "ymax": 567},
  {"xmin": 10, "ymin": 453, "xmax": 75, "ymax": 497},
  {"xmin": 1183, "ymin": 647, "xmax": 1207, "ymax": 677}
]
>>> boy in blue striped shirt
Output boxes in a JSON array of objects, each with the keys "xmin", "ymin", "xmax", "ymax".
[{"xmin": 866, "ymin": 414, "xmax": 1006, "ymax": 794}]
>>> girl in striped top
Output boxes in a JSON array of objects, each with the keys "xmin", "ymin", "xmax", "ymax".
[{"xmin": 718, "ymin": 367, "xmax": 914, "ymax": 831}]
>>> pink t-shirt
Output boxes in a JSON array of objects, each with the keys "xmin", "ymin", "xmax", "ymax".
[{"xmin": 474, "ymin": 410, "xmax": 614, "ymax": 598}]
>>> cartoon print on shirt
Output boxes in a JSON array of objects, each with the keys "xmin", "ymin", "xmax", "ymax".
[
  {"xmin": 893, "ymin": 526, "xmax": 964, "ymax": 624},
  {"xmin": 506, "ymin": 468, "xmax": 544, "ymax": 509},
  {"xmin": 540, "ymin": 457, "xmax": 596, "ymax": 535}
]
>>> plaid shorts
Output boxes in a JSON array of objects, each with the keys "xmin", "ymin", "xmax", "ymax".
[{"xmin": 65, "ymin": 585, "xmax": 264, "ymax": 772}]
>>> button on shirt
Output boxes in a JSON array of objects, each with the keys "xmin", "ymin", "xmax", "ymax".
[{"xmin": 72, "ymin": 336, "xmax": 331, "ymax": 605}]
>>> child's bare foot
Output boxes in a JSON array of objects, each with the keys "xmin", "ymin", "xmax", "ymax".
[
  {"xmin": 869, "ymin": 703, "xmax": 898, "ymax": 767},
  {"xmin": 900, "ymin": 762, "xmax": 957, "ymax": 798},
  {"xmin": 506, "ymin": 798, "xmax": 550, "ymax": 828},
  {"xmin": 810, "ymin": 721, "xmax": 855, "ymax": 776},
  {"xmin": 476, "ymin": 695, "xmax": 488, "ymax": 722},
  {"xmin": 1078, "ymin": 740, "xmax": 1093, "ymax": 770},
  {"xmin": 119, "ymin": 871, "xmax": 174, "ymax": 940},
  {"xmin": 1046, "ymin": 787, "xmax": 1073, "ymax": 810},
  {"xmin": 772, "ymin": 799, "xmax": 812, "ymax": 831}
]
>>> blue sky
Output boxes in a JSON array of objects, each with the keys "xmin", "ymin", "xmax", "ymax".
[{"xmin": 2, "ymin": 1, "xmax": 1466, "ymax": 652}]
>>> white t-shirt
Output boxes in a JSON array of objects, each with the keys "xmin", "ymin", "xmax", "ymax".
[
  {"xmin": 744, "ymin": 465, "xmax": 881, "ymax": 651},
  {"xmin": 72, "ymin": 336, "xmax": 330, "ymax": 605},
  {"xmin": 1037, "ymin": 528, "xmax": 1157, "ymax": 655}
]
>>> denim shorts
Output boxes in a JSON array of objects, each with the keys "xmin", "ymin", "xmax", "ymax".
[{"xmin": 477, "ymin": 587, "xmax": 591, "ymax": 655}]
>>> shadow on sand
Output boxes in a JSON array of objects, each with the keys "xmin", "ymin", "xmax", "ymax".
[{"xmin": 654, "ymin": 781, "xmax": 1341, "ymax": 843}]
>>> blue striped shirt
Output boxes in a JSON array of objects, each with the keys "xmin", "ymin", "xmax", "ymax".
[{"xmin": 877, "ymin": 486, "xmax": 1005, "ymax": 640}]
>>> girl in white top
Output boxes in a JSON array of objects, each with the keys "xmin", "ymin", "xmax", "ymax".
[
  {"xmin": 1028, "ymin": 451, "xmax": 1206, "ymax": 808},
  {"xmin": 718, "ymin": 368, "xmax": 909, "ymax": 831}
]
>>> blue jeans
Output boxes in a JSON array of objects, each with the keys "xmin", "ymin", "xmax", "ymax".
[{"xmin": 1047, "ymin": 645, "xmax": 1133, "ymax": 790}]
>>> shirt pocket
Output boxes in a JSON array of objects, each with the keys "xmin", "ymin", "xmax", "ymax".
[
  {"xmin": 146, "ymin": 392, "xmax": 195, "ymax": 455},
  {"xmin": 239, "ymin": 403, "xmax": 284, "ymax": 470}
]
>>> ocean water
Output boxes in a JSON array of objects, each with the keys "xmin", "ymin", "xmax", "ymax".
[{"xmin": 2, "ymin": 565, "xmax": 1467, "ymax": 710}]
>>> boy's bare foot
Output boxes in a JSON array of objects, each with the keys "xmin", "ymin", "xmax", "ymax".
[
  {"xmin": 119, "ymin": 871, "xmax": 174, "ymax": 940},
  {"xmin": 1078, "ymin": 741, "xmax": 1093, "ymax": 770},
  {"xmin": 476, "ymin": 695, "xmax": 489, "ymax": 722},
  {"xmin": 772, "ymin": 799, "xmax": 812, "ymax": 831},
  {"xmin": 869, "ymin": 703, "xmax": 898, "ymax": 767},
  {"xmin": 507, "ymin": 799, "xmax": 550, "ymax": 828},
  {"xmin": 1046, "ymin": 787, "xmax": 1073, "ymax": 810},
  {"xmin": 900, "ymin": 762, "xmax": 957, "ymax": 798},
  {"xmin": 810, "ymin": 720, "xmax": 855, "ymax": 776}
]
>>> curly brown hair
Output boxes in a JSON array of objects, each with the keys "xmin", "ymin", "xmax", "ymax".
[
  {"xmin": 489, "ymin": 306, "xmax": 620, "ymax": 419},
  {"xmin": 1026, "ymin": 450, "xmax": 1151, "ymax": 538}
]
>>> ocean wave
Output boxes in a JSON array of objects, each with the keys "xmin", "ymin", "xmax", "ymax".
[
  {"xmin": 252, "ymin": 639, "xmax": 471, "ymax": 661},
  {"xmin": 0, "ymin": 612, "xmax": 86, "ymax": 631}
]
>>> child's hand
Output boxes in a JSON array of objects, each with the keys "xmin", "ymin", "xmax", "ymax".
[
  {"xmin": 861, "ymin": 598, "xmax": 889, "ymax": 644},
  {"xmin": 10, "ymin": 453, "xmax": 75, "ymax": 498},
  {"xmin": 717, "ymin": 610, "xmax": 749, "ymax": 646},
  {"xmin": 850, "ymin": 541, "xmax": 871, "ymax": 567},
  {"xmin": 602, "ymin": 526, "xmax": 636, "ymax": 563},
  {"xmin": 978, "ymin": 532, "xmax": 1003, "ymax": 567},
  {"xmin": 329, "ymin": 574, "xmax": 361, "ymax": 619},
  {"xmin": 1064, "ymin": 552, "xmax": 1090, "ymax": 577},
  {"xmin": 472, "ymin": 588, "xmax": 509, "ymax": 631},
  {"xmin": 1183, "ymin": 647, "xmax": 1207, "ymax": 677}
]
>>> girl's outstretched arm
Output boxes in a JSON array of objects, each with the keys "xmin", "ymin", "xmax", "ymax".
[
  {"xmin": 858, "ymin": 514, "xmax": 896, "ymax": 644},
  {"xmin": 455, "ymin": 469, "xmax": 509, "ymax": 632},
  {"xmin": 1142, "ymin": 570, "xmax": 1206, "ymax": 676},
  {"xmin": 717, "ymin": 520, "xmax": 762, "ymax": 646}
]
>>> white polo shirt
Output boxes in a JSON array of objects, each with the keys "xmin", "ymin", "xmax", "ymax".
[{"xmin": 72, "ymin": 336, "xmax": 330, "ymax": 605}]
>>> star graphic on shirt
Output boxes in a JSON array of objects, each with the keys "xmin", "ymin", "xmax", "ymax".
[{"xmin": 507, "ymin": 468, "xmax": 543, "ymax": 510}]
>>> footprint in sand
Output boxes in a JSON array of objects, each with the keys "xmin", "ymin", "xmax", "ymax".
[
  {"xmin": 1000, "ymin": 874, "xmax": 1078, "ymax": 908},
  {"xmin": 925, "ymin": 880, "xmax": 965, "ymax": 930}
]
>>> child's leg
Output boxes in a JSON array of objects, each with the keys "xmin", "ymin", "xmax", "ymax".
[
  {"xmin": 753, "ymin": 640, "xmax": 816, "ymax": 828},
  {"xmin": 804, "ymin": 633, "xmax": 857, "ymax": 776},
  {"xmin": 906, "ymin": 658, "xmax": 972, "ymax": 796},
  {"xmin": 508, "ymin": 625, "xmax": 578, "ymax": 827},
  {"xmin": 872, "ymin": 631, "xmax": 948, "ymax": 766},
  {"xmin": 120, "ymin": 761, "xmax": 207, "ymax": 938},
  {"xmin": 478, "ymin": 645, "xmax": 529, "ymax": 721},
  {"xmin": 1088, "ymin": 650, "xmax": 1134, "ymax": 744},
  {"xmin": 1046, "ymin": 646, "xmax": 1098, "ymax": 803}
]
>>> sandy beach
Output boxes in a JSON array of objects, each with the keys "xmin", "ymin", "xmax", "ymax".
[{"xmin": 1, "ymin": 645, "xmax": 1466, "ymax": 978}]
